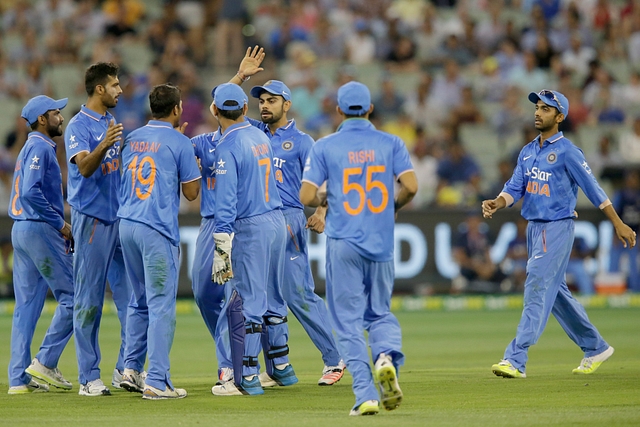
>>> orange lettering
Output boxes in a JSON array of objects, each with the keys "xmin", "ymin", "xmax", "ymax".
[{"xmin": 539, "ymin": 184, "xmax": 550, "ymax": 197}]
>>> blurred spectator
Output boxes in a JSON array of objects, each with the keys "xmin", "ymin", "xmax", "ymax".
[
  {"xmin": 436, "ymin": 141, "xmax": 481, "ymax": 207},
  {"xmin": 491, "ymin": 86, "xmax": 529, "ymax": 142},
  {"xmin": 309, "ymin": 16, "xmax": 345, "ymax": 59},
  {"xmin": 403, "ymin": 72, "xmax": 442, "ymax": 134},
  {"xmin": 592, "ymin": 0, "xmax": 612, "ymax": 31},
  {"xmin": 112, "ymin": 74, "xmax": 148, "ymax": 137},
  {"xmin": 474, "ymin": 56, "xmax": 504, "ymax": 103},
  {"xmin": 451, "ymin": 213, "xmax": 509, "ymax": 294},
  {"xmin": 373, "ymin": 76, "xmax": 405, "ymax": 119},
  {"xmin": 408, "ymin": 128, "xmax": 438, "ymax": 208},
  {"xmin": 103, "ymin": 0, "xmax": 145, "ymax": 37},
  {"xmin": 495, "ymin": 38, "xmax": 524, "ymax": 79},
  {"xmin": 586, "ymin": 134, "xmax": 623, "ymax": 179},
  {"xmin": 560, "ymin": 33, "xmax": 596, "ymax": 77},
  {"xmin": 429, "ymin": 59, "xmax": 465, "ymax": 114},
  {"xmin": 486, "ymin": 158, "xmax": 514, "ymax": 199},
  {"xmin": 592, "ymin": 87, "xmax": 625, "ymax": 124},
  {"xmin": 566, "ymin": 237, "xmax": 595, "ymax": 295},
  {"xmin": 449, "ymin": 85, "xmax": 483, "ymax": 131},
  {"xmin": 305, "ymin": 95, "xmax": 340, "ymax": 139},
  {"xmin": 386, "ymin": 35, "xmax": 418, "ymax": 71},
  {"xmin": 502, "ymin": 217, "xmax": 528, "ymax": 293},
  {"xmin": 474, "ymin": 4, "xmax": 505, "ymax": 52},
  {"xmin": 583, "ymin": 67, "xmax": 624, "ymax": 109},
  {"xmin": 509, "ymin": 126, "xmax": 539, "ymax": 166},
  {"xmin": 609, "ymin": 170, "xmax": 640, "ymax": 292},
  {"xmin": 290, "ymin": 74, "xmax": 325, "ymax": 124},
  {"xmin": 17, "ymin": 59, "xmax": 51, "ymax": 99},
  {"xmin": 175, "ymin": 65, "xmax": 205, "ymax": 138},
  {"xmin": 436, "ymin": 34, "xmax": 474, "ymax": 66},
  {"xmin": 621, "ymin": 71, "xmax": 640, "ymax": 107},
  {"xmin": 387, "ymin": 0, "xmax": 429, "ymax": 30},
  {"xmin": 509, "ymin": 50, "xmax": 548, "ymax": 94},
  {"xmin": 345, "ymin": 19, "xmax": 376, "ymax": 65},
  {"xmin": 414, "ymin": 10, "xmax": 442, "ymax": 64},
  {"xmin": 619, "ymin": 116, "xmax": 640, "ymax": 164},
  {"xmin": 214, "ymin": 0, "xmax": 247, "ymax": 67},
  {"xmin": 532, "ymin": 33, "xmax": 557, "ymax": 69},
  {"xmin": 532, "ymin": 0, "xmax": 562, "ymax": 22}
]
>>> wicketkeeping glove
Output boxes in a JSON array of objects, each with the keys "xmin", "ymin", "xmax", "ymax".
[{"xmin": 212, "ymin": 232, "xmax": 234, "ymax": 284}]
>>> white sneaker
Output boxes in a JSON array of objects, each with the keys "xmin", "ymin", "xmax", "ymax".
[
  {"xmin": 121, "ymin": 369, "xmax": 146, "ymax": 393},
  {"xmin": 78, "ymin": 379, "xmax": 111, "ymax": 396},
  {"xmin": 8, "ymin": 379, "xmax": 49, "ymax": 394},
  {"xmin": 142, "ymin": 384, "xmax": 187, "ymax": 400},
  {"xmin": 212, "ymin": 381, "xmax": 244, "ymax": 396},
  {"xmin": 25, "ymin": 358, "xmax": 72, "ymax": 390},
  {"xmin": 573, "ymin": 346, "xmax": 615, "ymax": 374},
  {"xmin": 318, "ymin": 360, "xmax": 346, "ymax": 386},
  {"xmin": 258, "ymin": 371, "xmax": 277, "ymax": 387},
  {"xmin": 216, "ymin": 367, "xmax": 234, "ymax": 385},
  {"xmin": 112, "ymin": 369, "xmax": 123, "ymax": 389},
  {"xmin": 374, "ymin": 353, "xmax": 403, "ymax": 411}
]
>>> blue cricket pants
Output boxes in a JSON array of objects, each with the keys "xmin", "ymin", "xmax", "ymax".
[
  {"xmin": 72, "ymin": 209, "xmax": 129, "ymax": 384},
  {"xmin": 192, "ymin": 217, "xmax": 229, "ymax": 370},
  {"xmin": 325, "ymin": 237, "xmax": 404, "ymax": 410},
  {"xmin": 282, "ymin": 208, "xmax": 340, "ymax": 367},
  {"xmin": 504, "ymin": 219, "xmax": 609, "ymax": 372},
  {"xmin": 119, "ymin": 219, "xmax": 179, "ymax": 391},
  {"xmin": 217, "ymin": 209, "xmax": 289, "ymax": 377},
  {"xmin": 9, "ymin": 220, "xmax": 74, "ymax": 387}
]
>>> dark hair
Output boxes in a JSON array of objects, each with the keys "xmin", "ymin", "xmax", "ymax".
[
  {"xmin": 149, "ymin": 84, "xmax": 181, "ymax": 119},
  {"xmin": 29, "ymin": 110, "xmax": 52, "ymax": 130},
  {"xmin": 85, "ymin": 62, "xmax": 119, "ymax": 96},
  {"xmin": 218, "ymin": 101, "xmax": 244, "ymax": 120}
]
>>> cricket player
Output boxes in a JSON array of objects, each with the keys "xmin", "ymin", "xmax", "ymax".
[
  {"xmin": 7, "ymin": 95, "xmax": 74, "ymax": 395},
  {"xmin": 118, "ymin": 84, "xmax": 201, "ymax": 399},
  {"xmin": 482, "ymin": 89, "xmax": 637, "ymax": 379},
  {"xmin": 230, "ymin": 46, "xmax": 345, "ymax": 386},
  {"xmin": 209, "ymin": 83, "xmax": 294, "ymax": 396},
  {"xmin": 300, "ymin": 81, "xmax": 417, "ymax": 416},
  {"xmin": 65, "ymin": 62, "xmax": 131, "ymax": 396}
]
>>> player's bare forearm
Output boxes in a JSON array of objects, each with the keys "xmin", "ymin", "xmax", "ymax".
[
  {"xmin": 395, "ymin": 171, "xmax": 418, "ymax": 212},
  {"xmin": 602, "ymin": 204, "xmax": 637, "ymax": 248},
  {"xmin": 306, "ymin": 205, "xmax": 327, "ymax": 233},
  {"xmin": 75, "ymin": 142, "xmax": 114, "ymax": 177},
  {"xmin": 300, "ymin": 182, "xmax": 323, "ymax": 207}
]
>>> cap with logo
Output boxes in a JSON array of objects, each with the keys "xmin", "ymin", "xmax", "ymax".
[
  {"xmin": 250, "ymin": 80, "xmax": 291, "ymax": 101},
  {"xmin": 337, "ymin": 81, "xmax": 371, "ymax": 116},
  {"xmin": 528, "ymin": 90, "xmax": 569, "ymax": 118},
  {"xmin": 212, "ymin": 83, "xmax": 248, "ymax": 111},
  {"xmin": 21, "ymin": 95, "xmax": 68, "ymax": 126}
]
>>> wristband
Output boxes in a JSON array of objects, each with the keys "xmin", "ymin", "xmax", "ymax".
[{"xmin": 236, "ymin": 72, "xmax": 250, "ymax": 82}]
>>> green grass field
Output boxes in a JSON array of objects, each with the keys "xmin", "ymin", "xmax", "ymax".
[{"xmin": 0, "ymin": 306, "xmax": 639, "ymax": 426}]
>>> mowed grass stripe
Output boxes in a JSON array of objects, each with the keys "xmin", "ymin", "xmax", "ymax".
[{"xmin": 0, "ymin": 307, "xmax": 638, "ymax": 426}]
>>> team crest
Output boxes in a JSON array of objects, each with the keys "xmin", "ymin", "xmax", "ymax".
[
  {"xmin": 282, "ymin": 141, "xmax": 293, "ymax": 151},
  {"xmin": 546, "ymin": 152, "xmax": 557, "ymax": 164}
]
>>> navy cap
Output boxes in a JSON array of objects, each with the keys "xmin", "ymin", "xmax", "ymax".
[
  {"xmin": 21, "ymin": 95, "xmax": 68, "ymax": 126},
  {"xmin": 250, "ymin": 80, "xmax": 291, "ymax": 101},
  {"xmin": 528, "ymin": 90, "xmax": 569, "ymax": 118},
  {"xmin": 212, "ymin": 83, "xmax": 247, "ymax": 111},
  {"xmin": 337, "ymin": 81, "xmax": 371, "ymax": 116}
]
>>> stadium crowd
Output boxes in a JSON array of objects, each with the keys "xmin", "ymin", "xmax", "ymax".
[{"xmin": 1, "ymin": 0, "xmax": 640, "ymax": 295}]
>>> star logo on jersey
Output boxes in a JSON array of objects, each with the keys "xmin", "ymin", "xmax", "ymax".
[
  {"xmin": 208, "ymin": 164, "xmax": 216, "ymax": 176},
  {"xmin": 581, "ymin": 160, "xmax": 592, "ymax": 175},
  {"xmin": 31, "ymin": 155, "xmax": 39, "ymax": 164},
  {"xmin": 282, "ymin": 141, "xmax": 293, "ymax": 151},
  {"xmin": 69, "ymin": 135, "xmax": 76, "ymax": 143},
  {"xmin": 217, "ymin": 159, "xmax": 225, "ymax": 168}
]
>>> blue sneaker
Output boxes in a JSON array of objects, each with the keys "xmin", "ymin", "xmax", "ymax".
[
  {"xmin": 212, "ymin": 376, "xmax": 264, "ymax": 396},
  {"xmin": 258, "ymin": 364, "xmax": 298, "ymax": 387}
]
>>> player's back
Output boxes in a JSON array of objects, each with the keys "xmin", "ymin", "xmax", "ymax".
[
  {"xmin": 314, "ymin": 120, "xmax": 412, "ymax": 261},
  {"xmin": 118, "ymin": 121, "xmax": 199, "ymax": 245},
  {"xmin": 214, "ymin": 124, "xmax": 282, "ymax": 226}
]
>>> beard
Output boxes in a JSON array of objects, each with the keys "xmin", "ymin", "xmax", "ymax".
[
  {"xmin": 47, "ymin": 122, "xmax": 63, "ymax": 138},
  {"xmin": 261, "ymin": 109, "xmax": 283, "ymax": 124}
]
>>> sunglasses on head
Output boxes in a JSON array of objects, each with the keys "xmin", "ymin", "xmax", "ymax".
[{"xmin": 538, "ymin": 90, "xmax": 564, "ymax": 112}]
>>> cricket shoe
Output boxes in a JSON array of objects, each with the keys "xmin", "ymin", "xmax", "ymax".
[
  {"xmin": 258, "ymin": 364, "xmax": 298, "ymax": 387},
  {"xmin": 216, "ymin": 367, "xmax": 234, "ymax": 386},
  {"xmin": 25, "ymin": 358, "xmax": 72, "ymax": 390},
  {"xmin": 78, "ymin": 379, "xmax": 111, "ymax": 396},
  {"xmin": 573, "ymin": 346, "xmax": 614, "ymax": 374},
  {"xmin": 374, "ymin": 353, "xmax": 403, "ymax": 411},
  {"xmin": 8, "ymin": 379, "xmax": 49, "ymax": 395},
  {"xmin": 142, "ymin": 384, "xmax": 187, "ymax": 400},
  {"xmin": 120, "ymin": 369, "xmax": 146, "ymax": 393},
  {"xmin": 112, "ymin": 369, "xmax": 123, "ymax": 389},
  {"xmin": 349, "ymin": 400, "xmax": 380, "ymax": 416},
  {"xmin": 318, "ymin": 360, "xmax": 346, "ymax": 386},
  {"xmin": 212, "ymin": 376, "xmax": 264, "ymax": 396},
  {"xmin": 492, "ymin": 360, "xmax": 526, "ymax": 378}
]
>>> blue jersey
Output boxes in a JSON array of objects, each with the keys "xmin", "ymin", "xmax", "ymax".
[
  {"xmin": 213, "ymin": 122, "xmax": 283, "ymax": 234},
  {"xmin": 502, "ymin": 132, "xmax": 608, "ymax": 221},
  {"xmin": 247, "ymin": 118, "xmax": 314, "ymax": 210},
  {"xmin": 65, "ymin": 106, "xmax": 121, "ymax": 223},
  {"xmin": 191, "ymin": 129, "xmax": 220, "ymax": 218},
  {"xmin": 8, "ymin": 132, "xmax": 65, "ymax": 231},
  {"xmin": 302, "ymin": 119, "xmax": 413, "ymax": 262},
  {"xmin": 117, "ymin": 120, "xmax": 201, "ymax": 245}
]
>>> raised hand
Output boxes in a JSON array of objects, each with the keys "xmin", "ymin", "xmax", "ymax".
[
  {"xmin": 238, "ymin": 45, "xmax": 266, "ymax": 79},
  {"xmin": 104, "ymin": 119, "xmax": 123, "ymax": 147}
]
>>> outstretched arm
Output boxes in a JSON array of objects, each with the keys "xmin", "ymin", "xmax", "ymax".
[{"xmin": 601, "ymin": 204, "xmax": 637, "ymax": 248}]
